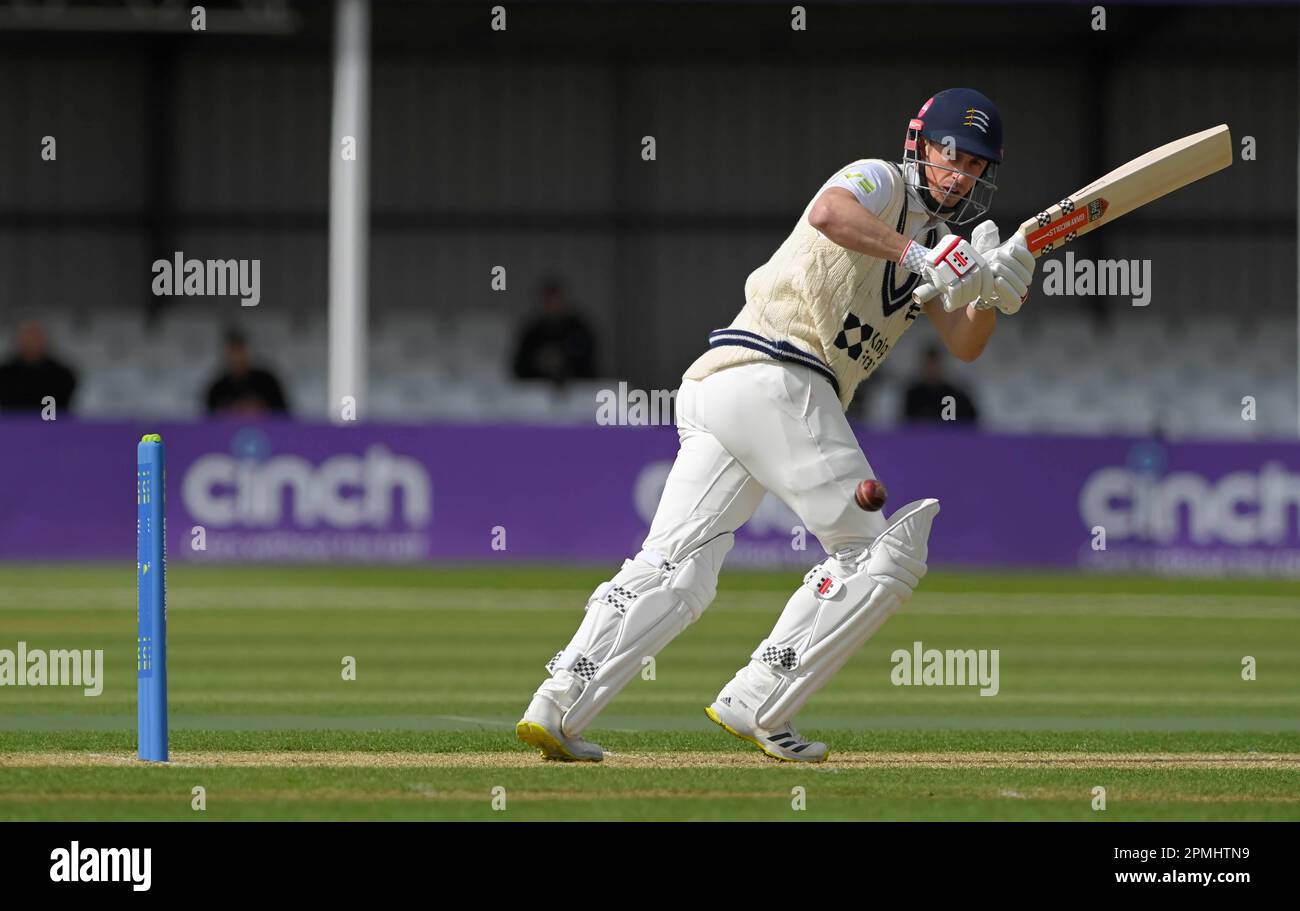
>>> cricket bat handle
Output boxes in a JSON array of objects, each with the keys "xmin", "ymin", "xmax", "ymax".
[{"xmin": 911, "ymin": 281, "xmax": 940, "ymax": 304}]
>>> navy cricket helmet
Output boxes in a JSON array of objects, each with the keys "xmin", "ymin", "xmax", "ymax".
[{"xmin": 903, "ymin": 88, "xmax": 1003, "ymax": 225}]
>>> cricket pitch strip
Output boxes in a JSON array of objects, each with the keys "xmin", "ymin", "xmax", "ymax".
[{"xmin": 4, "ymin": 751, "xmax": 1300, "ymax": 771}]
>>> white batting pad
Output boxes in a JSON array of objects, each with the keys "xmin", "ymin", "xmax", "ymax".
[
  {"xmin": 541, "ymin": 533, "xmax": 735, "ymax": 738},
  {"xmin": 720, "ymin": 498, "xmax": 940, "ymax": 729}
]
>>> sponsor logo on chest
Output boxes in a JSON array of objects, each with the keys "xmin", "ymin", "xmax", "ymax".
[{"xmin": 833, "ymin": 298, "xmax": 921, "ymax": 374}]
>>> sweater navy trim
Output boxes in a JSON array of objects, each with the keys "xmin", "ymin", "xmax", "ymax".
[{"xmin": 706, "ymin": 329, "xmax": 841, "ymax": 396}]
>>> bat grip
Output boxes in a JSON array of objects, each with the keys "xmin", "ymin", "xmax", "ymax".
[{"xmin": 911, "ymin": 282, "xmax": 941, "ymax": 305}]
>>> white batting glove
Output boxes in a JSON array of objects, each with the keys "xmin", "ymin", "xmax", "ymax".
[
  {"xmin": 969, "ymin": 220, "xmax": 1035, "ymax": 316},
  {"xmin": 971, "ymin": 219, "xmax": 1001, "ymax": 256},
  {"xmin": 900, "ymin": 235, "xmax": 993, "ymax": 313}
]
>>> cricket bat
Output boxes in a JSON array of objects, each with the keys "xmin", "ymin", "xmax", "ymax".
[{"xmin": 913, "ymin": 124, "xmax": 1233, "ymax": 304}]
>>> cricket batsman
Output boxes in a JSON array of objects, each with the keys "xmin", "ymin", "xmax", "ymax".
[{"xmin": 516, "ymin": 88, "xmax": 1035, "ymax": 762}]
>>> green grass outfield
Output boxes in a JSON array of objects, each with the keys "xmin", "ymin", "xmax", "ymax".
[{"xmin": 1, "ymin": 564, "xmax": 1298, "ymax": 821}]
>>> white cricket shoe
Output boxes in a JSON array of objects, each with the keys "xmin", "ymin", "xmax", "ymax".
[
  {"xmin": 516, "ymin": 691, "xmax": 604, "ymax": 762},
  {"xmin": 705, "ymin": 694, "xmax": 828, "ymax": 763}
]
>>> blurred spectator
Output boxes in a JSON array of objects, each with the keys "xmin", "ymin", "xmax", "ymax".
[
  {"xmin": 903, "ymin": 345, "xmax": 979, "ymax": 425},
  {"xmin": 0, "ymin": 321, "xmax": 78, "ymax": 413},
  {"xmin": 511, "ymin": 276, "xmax": 598, "ymax": 385},
  {"xmin": 205, "ymin": 329, "xmax": 289, "ymax": 417}
]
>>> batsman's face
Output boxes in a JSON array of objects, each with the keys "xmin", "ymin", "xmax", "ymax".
[{"xmin": 922, "ymin": 141, "xmax": 988, "ymax": 207}]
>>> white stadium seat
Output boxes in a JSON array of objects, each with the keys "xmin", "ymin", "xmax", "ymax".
[{"xmin": 59, "ymin": 307, "xmax": 1295, "ymax": 436}]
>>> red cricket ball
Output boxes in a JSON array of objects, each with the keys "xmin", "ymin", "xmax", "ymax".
[{"xmin": 855, "ymin": 479, "xmax": 888, "ymax": 512}]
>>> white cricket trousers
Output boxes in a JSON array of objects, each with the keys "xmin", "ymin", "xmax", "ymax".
[
  {"xmin": 531, "ymin": 360, "xmax": 893, "ymax": 737},
  {"xmin": 645, "ymin": 361, "xmax": 887, "ymax": 563}
]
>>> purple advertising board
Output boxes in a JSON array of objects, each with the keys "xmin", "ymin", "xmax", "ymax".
[{"xmin": 2, "ymin": 418, "xmax": 1299, "ymax": 575}]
